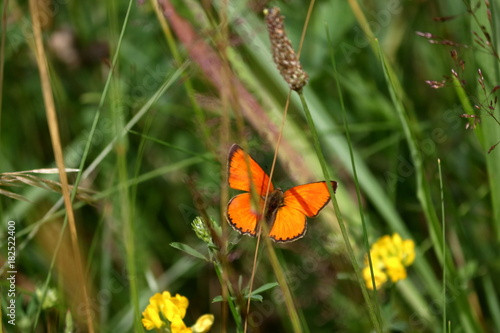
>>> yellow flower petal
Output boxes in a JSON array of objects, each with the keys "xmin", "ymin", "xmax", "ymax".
[
  {"xmin": 362, "ymin": 266, "xmax": 387, "ymax": 290},
  {"xmin": 170, "ymin": 293, "xmax": 189, "ymax": 318},
  {"xmin": 149, "ymin": 293, "xmax": 164, "ymax": 309},
  {"xmin": 385, "ymin": 257, "xmax": 407, "ymax": 282},
  {"xmin": 392, "ymin": 233, "xmax": 403, "ymax": 247},
  {"xmin": 401, "ymin": 239, "xmax": 415, "ymax": 266},
  {"xmin": 192, "ymin": 314, "xmax": 215, "ymax": 333},
  {"xmin": 142, "ymin": 303, "xmax": 167, "ymax": 330},
  {"xmin": 171, "ymin": 314, "xmax": 192, "ymax": 333},
  {"xmin": 162, "ymin": 298, "xmax": 180, "ymax": 322},
  {"xmin": 161, "ymin": 291, "xmax": 173, "ymax": 300}
]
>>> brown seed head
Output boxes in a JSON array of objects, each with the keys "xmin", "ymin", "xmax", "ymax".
[{"xmin": 264, "ymin": 7, "xmax": 308, "ymax": 91}]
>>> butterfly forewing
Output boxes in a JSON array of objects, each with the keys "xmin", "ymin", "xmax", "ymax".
[
  {"xmin": 283, "ymin": 181, "xmax": 337, "ymax": 217},
  {"xmin": 227, "ymin": 144, "xmax": 274, "ymax": 196}
]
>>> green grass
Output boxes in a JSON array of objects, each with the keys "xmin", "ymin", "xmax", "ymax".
[{"xmin": 1, "ymin": 0, "xmax": 500, "ymax": 332}]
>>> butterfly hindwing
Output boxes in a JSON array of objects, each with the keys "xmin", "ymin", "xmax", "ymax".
[
  {"xmin": 227, "ymin": 144, "xmax": 274, "ymax": 196},
  {"xmin": 226, "ymin": 193, "xmax": 264, "ymax": 236},
  {"xmin": 269, "ymin": 206, "xmax": 308, "ymax": 242}
]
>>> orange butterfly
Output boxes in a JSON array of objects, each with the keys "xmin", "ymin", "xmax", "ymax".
[{"xmin": 226, "ymin": 144, "xmax": 337, "ymax": 243}]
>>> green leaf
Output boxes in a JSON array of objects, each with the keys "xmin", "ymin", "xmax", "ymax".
[
  {"xmin": 212, "ymin": 294, "xmax": 264, "ymax": 303},
  {"xmin": 250, "ymin": 282, "xmax": 279, "ymax": 295},
  {"xmin": 212, "ymin": 295, "xmax": 224, "ymax": 303},
  {"xmin": 170, "ymin": 242, "xmax": 208, "ymax": 261}
]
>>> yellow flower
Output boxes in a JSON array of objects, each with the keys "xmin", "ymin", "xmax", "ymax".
[
  {"xmin": 142, "ymin": 303, "xmax": 165, "ymax": 330},
  {"xmin": 363, "ymin": 233, "xmax": 415, "ymax": 290},
  {"xmin": 192, "ymin": 314, "xmax": 215, "ymax": 333},
  {"xmin": 141, "ymin": 291, "xmax": 214, "ymax": 332}
]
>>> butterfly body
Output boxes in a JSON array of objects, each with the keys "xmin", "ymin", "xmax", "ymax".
[
  {"xmin": 226, "ymin": 144, "xmax": 337, "ymax": 243},
  {"xmin": 259, "ymin": 188, "xmax": 286, "ymax": 233}
]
